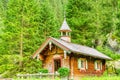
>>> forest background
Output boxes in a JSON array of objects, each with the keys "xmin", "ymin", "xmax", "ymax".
[{"xmin": 0, "ymin": 0, "xmax": 120, "ymax": 77}]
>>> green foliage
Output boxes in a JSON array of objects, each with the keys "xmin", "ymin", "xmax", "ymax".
[
  {"xmin": 14, "ymin": 77, "xmax": 60, "ymax": 80},
  {"xmin": 102, "ymin": 70, "xmax": 108, "ymax": 77},
  {"xmin": 0, "ymin": 55, "xmax": 20, "ymax": 77},
  {"xmin": 115, "ymin": 68, "xmax": 120, "ymax": 76},
  {"xmin": 20, "ymin": 57, "xmax": 42, "ymax": 74},
  {"xmin": 107, "ymin": 66, "xmax": 115, "ymax": 74},
  {"xmin": 58, "ymin": 67, "xmax": 70, "ymax": 77},
  {"xmin": 97, "ymin": 46, "xmax": 120, "ymax": 60},
  {"xmin": 0, "ymin": 0, "xmax": 64, "ymax": 77},
  {"xmin": 0, "ymin": 55, "xmax": 20, "ymax": 72},
  {"xmin": 2, "ymin": 65, "xmax": 19, "ymax": 78},
  {"xmin": 39, "ymin": 69, "xmax": 48, "ymax": 73},
  {"xmin": 0, "ymin": 0, "xmax": 120, "ymax": 78},
  {"xmin": 82, "ymin": 76, "xmax": 120, "ymax": 80},
  {"xmin": 66, "ymin": 0, "xmax": 120, "ymax": 48}
]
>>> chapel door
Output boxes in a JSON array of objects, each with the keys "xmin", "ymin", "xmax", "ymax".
[{"xmin": 54, "ymin": 59, "xmax": 61, "ymax": 72}]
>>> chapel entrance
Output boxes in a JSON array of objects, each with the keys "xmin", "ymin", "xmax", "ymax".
[{"xmin": 54, "ymin": 59, "xmax": 61, "ymax": 72}]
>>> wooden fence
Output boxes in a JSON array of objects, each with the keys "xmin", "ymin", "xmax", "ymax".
[
  {"xmin": 17, "ymin": 73, "xmax": 59, "ymax": 79},
  {"xmin": 0, "ymin": 78, "xmax": 13, "ymax": 80}
]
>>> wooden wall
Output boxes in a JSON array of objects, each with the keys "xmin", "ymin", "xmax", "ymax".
[
  {"xmin": 40, "ymin": 44, "xmax": 106, "ymax": 78},
  {"xmin": 41, "ymin": 44, "xmax": 70, "ymax": 73},
  {"xmin": 72, "ymin": 55, "xmax": 106, "ymax": 77}
]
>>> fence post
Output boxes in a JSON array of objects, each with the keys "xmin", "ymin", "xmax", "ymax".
[
  {"xmin": 39, "ymin": 73, "xmax": 42, "ymax": 79},
  {"xmin": 26, "ymin": 73, "xmax": 28, "ymax": 79},
  {"xmin": 21, "ymin": 76, "xmax": 23, "ymax": 79},
  {"xmin": 16, "ymin": 73, "xmax": 60, "ymax": 79},
  {"xmin": 17, "ymin": 74, "xmax": 20, "ymax": 79}
]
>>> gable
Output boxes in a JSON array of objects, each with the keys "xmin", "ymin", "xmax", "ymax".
[
  {"xmin": 32, "ymin": 37, "xmax": 112, "ymax": 60},
  {"xmin": 32, "ymin": 37, "xmax": 70, "ymax": 58}
]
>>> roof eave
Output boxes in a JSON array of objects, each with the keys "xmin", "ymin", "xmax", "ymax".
[
  {"xmin": 70, "ymin": 50, "xmax": 112, "ymax": 60},
  {"xmin": 59, "ymin": 30, "xmax": 72, "ymax": 32},
  {"xmin": 32, "ymin": 37, "xmax": 71, "ymax": 59},
  {"xmin": 32, "ymin": 37, "xmax": 51, "ymax": 59}
]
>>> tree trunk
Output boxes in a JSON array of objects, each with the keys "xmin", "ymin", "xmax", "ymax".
[
  {"xmin": 19, "ymin": 5, "xmax": 24, "ymax": 67},
  {"xmin": 19, "ymin": 32, "xmax": 23, "ymax": 67}
]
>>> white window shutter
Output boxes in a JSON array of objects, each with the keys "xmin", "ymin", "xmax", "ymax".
[
  {"xmin": 78, "ymin": 59, "xmax": 81, "ymax": 69},
  {"xmin": 100, "ymin": 62, "xmax": 102, "ymax": 70},
  {"xmin": 86, "ymin": 60, "xmax": 88, "ymax": 69},
  {"xmin": 94, "ymin": 61, "xmax": 97, "ymax": 70}
]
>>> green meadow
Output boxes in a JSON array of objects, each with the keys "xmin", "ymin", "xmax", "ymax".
[
  {"xmin": 82, "ymin": 76, "xmax": 120, "ymax": 80},
  {"xmin": 14, "ymin": 76, "xmax": 120, "ymax": 80}
]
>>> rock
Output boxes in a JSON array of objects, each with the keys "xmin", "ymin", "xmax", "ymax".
[
  {"xmin": 114, "ymin": 60, "xmax": 120, "ymax": 69},
  {"xmin": 106, "ymin": 60, "xmax": 120, "ymax": 74}
]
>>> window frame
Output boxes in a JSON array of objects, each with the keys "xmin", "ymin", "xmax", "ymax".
[
  {"xmin": 94, "ymin": 60, "xmax": 102, "ymax": 71},
  {"xmin": 78, "ymin": 58, "xmax": 88, "ymax": 70},
  {"xmin": 63, "ymin": 32, "xmax": 66, "ymax": 36}
]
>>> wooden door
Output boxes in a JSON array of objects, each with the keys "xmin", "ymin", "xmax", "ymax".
[{"xmin": 54, "ymin": 59, "xmax": 61, "ymax": 72}]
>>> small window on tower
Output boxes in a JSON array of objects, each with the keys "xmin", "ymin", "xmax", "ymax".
[{"xmin": 63, "ymin": 32, "xmax": 66, "ymax": 36}]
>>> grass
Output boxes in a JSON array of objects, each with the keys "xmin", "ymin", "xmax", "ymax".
[
  {"xmin": 14, "ymin": 77, "xmax": 60, "ymax": 80},
  {"xmin": 82, "ymin": 76, "xmax": 120, "ymax": 80},
  {"xmin": 14, "ymin": 76, "xmax": 120, "ymax": 80}
]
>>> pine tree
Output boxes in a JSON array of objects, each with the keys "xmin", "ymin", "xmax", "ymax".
[{"xmin": 1, "ymin": 0, "xmax": 42, "ymax": 71}]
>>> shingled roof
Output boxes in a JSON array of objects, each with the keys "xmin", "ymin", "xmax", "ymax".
[
  {"xmin": 33, "ymin": 37, "xmax": 112, "ymax": 60},
  {"xmin": 59, "ymin": 19, "xmax": 72, "ymax": 31}
]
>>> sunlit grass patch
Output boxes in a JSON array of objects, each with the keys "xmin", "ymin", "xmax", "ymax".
[
  {"xmin": 82, "ymin": 76, "xmax": 119, "ymax": 80},
  {"xmin": 15, "ymin": 77, "xmax": 60, "ymax": 80}
]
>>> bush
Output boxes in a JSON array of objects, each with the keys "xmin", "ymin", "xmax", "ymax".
[
  {"xmin": 103, "ymin": 70, "xmax": 108, "ymax": 76},
  {"xmin": 115, "ymin": 68, "xmax": 120, "ymax": 75},
  {"xmin": 22, "ymin": 57, "xmax": 42, "ymax": 73},
  {"xmin": 39, "ymin": 69, "xmax": 48, "ymax": 73},
  {"xmin": 58, "ymin": 67, "xmax": 69, "ymax": 77},
  {"xmin": 96, "ymin": 46, "xmax": 120, "ymax": 60}
]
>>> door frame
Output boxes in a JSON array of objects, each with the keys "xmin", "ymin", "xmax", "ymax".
[{"xmin": 52, "ymin": 55, "xmax": 62, "ymax": 73}]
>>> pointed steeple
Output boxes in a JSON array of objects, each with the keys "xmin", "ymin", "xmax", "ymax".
[
  {"xmin": 59, "ymin": 19, "xmax": 72, "ymax": 32},
  {"xmin": 59, "ymin": 18, "xmax": 72, "ymax": 42}
]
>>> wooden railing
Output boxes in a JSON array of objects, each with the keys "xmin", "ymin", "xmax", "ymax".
[
  {"xmin": 0, "ymin": 78, "xmax": 13, "ymax": 80},
  {"xmin": 17, "ymin": 73, "xmax": 59, "ymax": 79}
]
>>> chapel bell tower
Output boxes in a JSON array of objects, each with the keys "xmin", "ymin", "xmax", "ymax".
[{"xmin": 59, "ymin": 19, "xmax": 72, "ymax": 42}]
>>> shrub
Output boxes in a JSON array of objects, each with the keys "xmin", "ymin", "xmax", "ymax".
[
  {"xmin": 39, "ymin": 69, "xmax": 48, "ymax": 73},
  {"xmin": 115, "ymin": 68, "xmax": 120, "ymax": 75},
  {"xmin": 58, "ymin": 67, "xmax": 69, "ymax": 77},
  {"xmin": 96, "ymin": 46, "xmax": 120, "ymax": 60},
  {"xmin": 103, "ymin": 70, "xmax": 108, "ymax": 76},
  {"xmin": 22, "ymin": 57, "xmax": 42, "ymax": 73}
]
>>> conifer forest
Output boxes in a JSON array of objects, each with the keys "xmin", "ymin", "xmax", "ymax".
[{"xmin": 0, "ymin": 0, "xmax": 120, "ymax": 78}]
